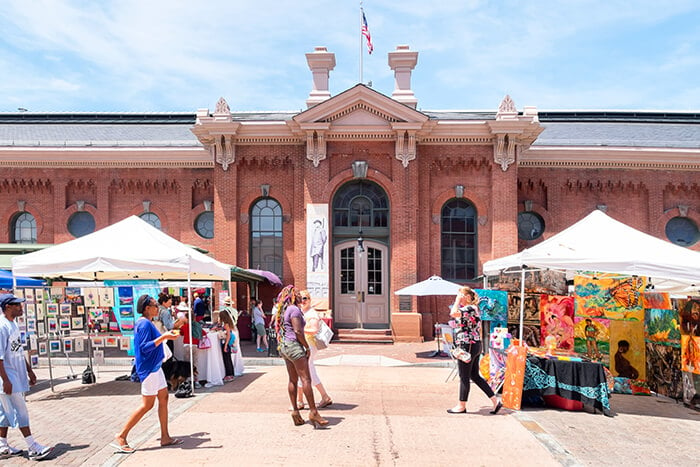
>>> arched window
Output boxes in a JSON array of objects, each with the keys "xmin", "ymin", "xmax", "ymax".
[
  {"xmin": 333, "ymin": 180, "xmax": 389, "ymax": 228},
  {"xmin": 11, "ymin": 212, "xmax": 37, "ymax": 244},
  {"xmin": 441, "ymin": 199, "xmax": 477, "ymax": 281},
  {"xmin": 67, "ymin": 211, "xmax": 96, "ymax": 238},
  {"xmin": 250, "ymin": 198, "xmax": 283, "ymax": 278},
  {"xmin": 194, "ymin": 211, "xmax": 214, "ymax": 239},
  {"xmin": 140, "ymin": 212, "xmax": 161, "ymax": 230}
]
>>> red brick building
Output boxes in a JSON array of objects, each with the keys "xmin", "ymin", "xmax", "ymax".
[{"xmin": 1, "ymin": 46, "xmax": 699, "ymax": 340}]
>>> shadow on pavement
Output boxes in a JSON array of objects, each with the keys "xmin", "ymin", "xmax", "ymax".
[{"xmin": 49, "ymin": 442, "xmax": 90, "ymax": 458}]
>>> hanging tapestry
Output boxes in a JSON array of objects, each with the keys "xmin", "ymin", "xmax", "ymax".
[
  {"xmin": 474, "ymin": 289, "xmax": 508, "ymax": 322},
  {"xmin": 574, "ymin": 316, "xmax": 610, "ymax": 364},
  {"xmin": 642, "ymin": 292, "xmax": 671, "ymax": 310},
  {"xmin": 539, "ymin": 295, "xmax": 575, "ymax": 350},
  {"xmin": 507, "ymin": 293, "xmax": 541, "ymax": 324},
  {"xmin": 609, "ymin": 320, "xmax": 645, "ymax": 380},
  {"xmin": 682, "ymin": 371, "xmax": 700, "ymax": 409},
  {"xmin": 681, "ymin": 335, "xmax": 700, "ymax": 375},
  {"xmin": 644, "ymin": 308, "xmax": 681, "ymax": 347},
  {"xmin": 678, "ymin": 298, "xmax": 700, "ymax": 337},
  {"xmin": 645, "ymin": 342, "xmax": 682, "ymax": 399},
  {"xmin": 574, "ymin": 274, "xmax": 645, "ymax": 321}
]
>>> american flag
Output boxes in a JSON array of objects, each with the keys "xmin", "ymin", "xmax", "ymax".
[{"xmin": 361, "ymin": 8, "xmax": 374, "ymax": 54}]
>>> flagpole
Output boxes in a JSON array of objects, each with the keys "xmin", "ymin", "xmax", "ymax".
[{"xmin": 359, "ymin": 2, "xmax": 363, "ymax": 83}]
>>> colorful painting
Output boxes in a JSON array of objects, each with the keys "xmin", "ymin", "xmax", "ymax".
[
  {"xmin": 118, "ymin": 286, "xmax": 133, "ymax": 306},
  {"xmin": 574, "ymin": 274, "xmax": 645, "ymax": 321},
  {"xmin": 645, "ymin": 308, "xmax": 681, "ymax": 346},
  {"xmin": 507, "ymin": 323, "xmax": 541, "ymax": 347},
  {"xmin": 47, "ymin": 318, "xmax": 58, "ymax": 333},
  {"xmin": 83, "ymin": 288, "xmax": 99, "ymax": 307},
  {"xmin": 645, "ymin": 342, "xmax": 682, "ymax": 398},
  {"xmin": 474, "ymin": 289, "xmax": 508, "ymax": 322},
  {"xmin": 119, "ymin": 306, "xmax": 134, "ymax": 318},
  {"xmin": 642, "ymin": 292, "xmax": 671, "ymax": 310},
  {"xmin": 64, "ymin": 287, "xmax": 83, "ymax": 304},
  {"xmin": 609, "ymin": 320, "xmax": 645, "ymax": 380},
  {"xmin": 681, "ymin": 335, "xmax": 700, "ymax": 374},
  {"xmin": 540, "ymin": 295, "xmax": 575, "ymax": 350},
  {"xmin": 71, "ymin": 317, "xmax": 84, "ymax": 330},
  {"xmin": 489, "ymin": 348, "xmax": 507, "ymax": 391},
  {"xmin": 507, "ymin": 293, "xmax": 541, "ymax": 324},
  {"xmin": 91, "ymin": 336, "xmax": 104, "ymax": 347},
  {"xmin": 120, "ymin": 319, "xmax": 134, "ymax": 332},
  {"xmin": 59, "ymin": 318, "xmax": 71, "ymax": 330},
  {"xmin": 46, "ymin": 303, "xmax": 58, "ymax": 317},
  {"xmin": 26, "ymin": 318, "xmax": 36, "ymax": 333},
  {"xmin": 574, "ymin": 316, "xmax": 610, "ymax": 363},
  {"xmin": 105, "ymin": 336, "xmax": 118, "ymax": 347},
  {"xmin": 37, "ymin": 303, "xmax": 45, "ymax": 320},
  {"xmin": 49, "ymin": 340, "xmax": 61, "ymax": 353},
  {"xmin": 98, "ymin": 288, "xmax": 115, "ymax": 308},
  {"xmin": 678, "ymin": 298, "xmax": 700, "ymax": 336},
  {"xmin": 38, "ymin": 341, "xmax": 47, "ymax": 355},
  {"xmin": 59, "ymin": 303, "xmax": 72, "ymax": 316},
  {"xmin": 120, "ymin": 336, "xmax": 132, "ymax": 351},
  {"xmin": 63, "ymin": 338, "xmax": 72, "ymax": 353}
]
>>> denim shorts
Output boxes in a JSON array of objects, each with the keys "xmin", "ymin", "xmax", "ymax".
[
  {"xmin": 279, "ymin": 339, "xmax": 306, "ymax": 361},
  {"xmin": 0, "ymin": 392, "xmax": 30, "ymax": 428}
]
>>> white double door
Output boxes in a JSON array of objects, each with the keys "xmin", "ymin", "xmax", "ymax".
[{"xmin": 333, "ymin": 240, "xmax": 388, "ymax": 328}]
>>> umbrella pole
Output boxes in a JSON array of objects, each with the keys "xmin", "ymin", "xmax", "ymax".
[{"xmin": 187, "ymin": 271, "xmax": 195, "ymax": 395}]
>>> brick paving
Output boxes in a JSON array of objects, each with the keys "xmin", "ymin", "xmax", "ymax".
[{"xmin": 1, "ymin": 340, "xmax": 698, "ymax": 466}]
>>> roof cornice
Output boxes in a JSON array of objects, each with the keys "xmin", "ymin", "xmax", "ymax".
[{"xmin": 521, "ymin": 146, "xmax": 700, "ymax": 170}]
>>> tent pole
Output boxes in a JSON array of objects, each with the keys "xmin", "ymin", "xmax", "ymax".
[
  {"xmin": 519, "ymin": 268, "xmax": 525, "ymax": 346},
  {"xmin": 187, "ymin": 270, "xmax": 194, "ymax": 394}
]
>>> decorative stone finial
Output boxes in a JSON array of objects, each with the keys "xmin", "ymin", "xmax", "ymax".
[{"xmin": 215, "ymin": 97, "xmax": 230, "ymax": 114}]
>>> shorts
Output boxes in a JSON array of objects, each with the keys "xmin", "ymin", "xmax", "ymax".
[
  {"xmin": 141, "ymin": 368, "xmax": 167, "ymax": 396},
  {"xmin": 279, "ymin": 339, "xmax": 306, "ymax": 362},
  {"xmin": 255, "ymin": 323, "xmax": 266, "ymax": 337},
  {"xmin": 0, "ymin": 392, "xmax": 30, "ymax": 428}
]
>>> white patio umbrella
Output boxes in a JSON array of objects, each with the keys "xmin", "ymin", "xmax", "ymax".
[
  {"xmin": 394, "ymin": 275, "xmax": 462, "ymax": 296},
  {"xmin": 395, "ymin": 275, "xmax": 462, "ymax": 357}
]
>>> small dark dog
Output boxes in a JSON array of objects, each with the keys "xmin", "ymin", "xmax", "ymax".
[{"xmin": 161, "ymin": 358, "xmax": 197, "ymax": 391}]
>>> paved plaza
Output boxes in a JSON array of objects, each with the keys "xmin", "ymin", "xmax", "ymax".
[{"xmin": 2, "ymin": 341, "xmax": 699, "ymax": 466}]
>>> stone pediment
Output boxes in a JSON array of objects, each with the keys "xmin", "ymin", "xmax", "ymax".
[{"xmin": 294, "ymin": 84, "xmax": 429, "ymax": 128}]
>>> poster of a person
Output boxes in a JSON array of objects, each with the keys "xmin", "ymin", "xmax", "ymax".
[{"xmin": 310, "ymin": 219, "xmax": 327, "ymax": 272}]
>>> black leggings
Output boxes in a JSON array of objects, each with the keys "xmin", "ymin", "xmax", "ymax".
[
  {"xmin": 222, "ymin": 342, "xmax": 234, "ymax": 377},
  {"xmin": 457, "ymin": 341, "xmax": 495, "ymax": 402}
]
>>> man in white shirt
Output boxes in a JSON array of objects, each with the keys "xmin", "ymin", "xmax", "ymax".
[{"xmin": 0, "ymin": 293, "xmax": 51, "ymax": 460}]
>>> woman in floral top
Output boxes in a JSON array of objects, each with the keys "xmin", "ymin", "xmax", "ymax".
[{"xmin": 447, "ymin": 286, "xmax": 502, "ymax": 415}]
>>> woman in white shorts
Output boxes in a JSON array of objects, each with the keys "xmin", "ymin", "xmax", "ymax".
[{"xmin": 112, "ymin": 294, "xmax": 182, "ymax": 453}]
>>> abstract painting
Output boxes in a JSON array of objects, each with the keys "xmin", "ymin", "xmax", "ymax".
[{"xmin": 540, "ymin": 295, "xmax": 575, "ymax": 350}]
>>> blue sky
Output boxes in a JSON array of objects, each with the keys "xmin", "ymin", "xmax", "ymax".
[{"xmin": 2, "ymin": 0, "xmax": 700, "ymax": 113}]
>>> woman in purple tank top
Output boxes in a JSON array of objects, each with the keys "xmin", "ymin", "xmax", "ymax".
[{"xmin": 273, "ymin": 285, "xmax": 329, "ymax": 429}]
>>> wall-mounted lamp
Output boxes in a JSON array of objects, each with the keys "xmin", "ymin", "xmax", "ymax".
[
  {"xmin": 260, "ymin": 184, "xmax": 270, "ymax": 198},
  {"xmin": 454, "ymin": 185, "xmax": 464, "ymax": 198}
]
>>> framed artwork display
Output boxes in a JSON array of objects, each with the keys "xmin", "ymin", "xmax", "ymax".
[
  {"xmin": 49, "ymin": 340, "xmax": 61, "ymax": 354},
  {"xmin": 38, "ymin": 341, "xmax": 47, "ymax": 355},
  {"xmin": 119, "ymin": 337, "xmax": 131, "ymax": 351},
  {"xmin": 105, "ymin": 336, "xmax": 118, "ymax": 347},
  {"xmin": 59, "ymin": 318, "xmax": 71, "ymax": 330},
  {"xmin": 63, "ymin": 338, "xmax": 73, "ymax": 353},
  {"xmin": 46, "ymin": 303, "xmax": 58, "ymax": 317},
  {"xmin": 59, "ymin": 304, "xmax": 72, "ymax": 316},
  {"xmin": 74, "ymin": 338, "xmax": 85, "ymax": 353},
  {"xmin": 91, "ymin": 336, "xmax": 105, "ymax": 347}
]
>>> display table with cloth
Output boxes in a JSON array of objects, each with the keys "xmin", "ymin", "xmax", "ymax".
[
  {"xmin": 523, "ymin": 355, "xmax": 612, "ymax": 416},
  {"xmin": 197, "ymin": 330, "xmax": 225, "ymax": 386}
]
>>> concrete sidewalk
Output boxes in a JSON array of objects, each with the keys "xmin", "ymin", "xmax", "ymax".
[{"xmin": 4, "ymin": 340, "xmax": 700, "ymax": 466}]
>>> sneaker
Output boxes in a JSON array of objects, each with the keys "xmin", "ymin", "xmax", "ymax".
[
  {"xmin": 28, "ymin": 443, "xmax": 51, "ymax": 461},
  {"xmin": 0, "ymin": 445, "xmax": 23, "ymax": 459},
  {"xmin": 223, "ymin": 375, "xmax": 234, "ymax": 382},
  {"xmin": 256, "ymin": 348, "xmax": 264, "ymax": 352},
  {"xmin": 193, "ymin": 382, "xmax": 202, "ymax": 389}
]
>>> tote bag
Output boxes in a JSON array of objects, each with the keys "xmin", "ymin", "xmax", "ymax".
[{"xmin": 315, "ymin": 320, "xmax": 334, "ymax": 350}]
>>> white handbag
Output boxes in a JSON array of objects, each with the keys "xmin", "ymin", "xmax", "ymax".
[{"xmin": 315, "ymin": 320, "xmax": 334, "ymax": 350}]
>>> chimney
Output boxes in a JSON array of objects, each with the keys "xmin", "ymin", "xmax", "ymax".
[
  {"xmin": 306, "ymin": 46, "xmax": 336, "ymax": 108},
  {"xmin": 388, "ymin": 45, "xmax": 418, "ymax": 108}
]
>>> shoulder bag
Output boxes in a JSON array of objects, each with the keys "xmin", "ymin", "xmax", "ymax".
[{"xmin": 315, "ymin": 319, "xmax": 334, "ymax": 350}]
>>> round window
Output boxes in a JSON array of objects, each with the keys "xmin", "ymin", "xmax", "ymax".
[
  {"xmin": 665, "ymin": 216, "xmax": 699, "ymax": 246},
  {"xmin": 195, "ymin": 211, "xmax": 214, "ymax": 239},
  {"xmin": 67, "ymin": 211, "xmax": 95, "ymax": 238},
  {"xmin": 517, "ymin": 211, "xmax": 545, "ymax": 241},
  {"xmin": 140, "ymin": 212, "xmax": 161, "ymax": 230}
]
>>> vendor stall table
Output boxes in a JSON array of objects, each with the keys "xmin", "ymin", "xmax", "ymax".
[{"xmin": 523, "ymin": 355, "xmax": 612, "ymax": 416}]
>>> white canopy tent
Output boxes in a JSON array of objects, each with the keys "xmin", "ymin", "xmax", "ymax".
[
  {"xmin": 484, "ymin": 210, "xmax": 700, "ymax": 286},
  {"xmin": 483, "ymin": 210, "xmax": 700, "ymax": 344},
  {"xmin": 12, "ymin": 215, "xmax": 232, "ymax": 391}
]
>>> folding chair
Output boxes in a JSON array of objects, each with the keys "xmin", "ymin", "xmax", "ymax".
[{"xmin": 442, "ymin": 330, "xmax": 458, "ymax": 382}]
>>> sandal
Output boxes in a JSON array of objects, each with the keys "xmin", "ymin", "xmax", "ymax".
[
  {"xmin": 318, "ymin": 398, "xmax": 333, "ymax": 408},
  {"xmin": 110, "ymin": 443, "xmax": 135, "ymax": 454}
]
